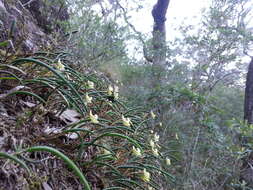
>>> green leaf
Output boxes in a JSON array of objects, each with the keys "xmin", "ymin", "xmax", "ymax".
[
  {"xmin": 0, "ymin": 152, "xmax": 31, "ymax": 174},
  {"xmin": 25, "ymin": 146, "xmax": 91, "ymax": 190},
  {"xmin": 0, "ymin": 41, "xmax": 9, "ymax": 47}
]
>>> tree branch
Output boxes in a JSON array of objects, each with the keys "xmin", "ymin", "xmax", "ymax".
[{"xmin": 115, "ymin": 0, "xmax": 153, "ymax": 62}]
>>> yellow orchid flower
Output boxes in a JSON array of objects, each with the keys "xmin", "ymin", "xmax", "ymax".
[
  {"xmin": 56, "ymin": 59, "xmax": 65, "ymax": 71},
  {"xmin": 166, "ymin": 157, "xmax": 171, "ymax": 166},
  {"xmin": 140, "ymin": 168, "xmax": 150, "ymax": 182},
  {"xmin": 122, "ymin": 115, "xmax": 131, "ymax": 127},
  {"xmin": 175, "ymin": 133, "xmax": 179, "ymax": 140},
  {"xmin": 103, "ymin": 149, "xmax": 111, "ymax": 155},
  {"xmin": 132, "ymin": 146, "xmax": 142, "ymax": 157},
  {"xmin": 149, "ymin": 139, "xmax": 155, "ymax": 149},
  {"xmin": 85, "ymin": 94, "xmax": 92, "ymax": 104},
  {"xmin": 159, "ymin": 122, "xmax": 162, "ymax": 127},
  {"xmin": 241, "ymin": 180, "xmax": 247, "ymax": 187},
  {"xmin": 87, "ymin": 81, "xmax": 94, "ymax": 89},
  {"xmin": 114, "ymin": 85, "xmax": 119, "ymax": 99},
  {"xmin": 66, "ymin": 73, "xmax": 71, "ymax": 80},
  {"xmin": 152, "ymin": 148, "xmax": 159, "ymax": 156},
  {"xmin": 154, "ymin": 133, "xmax": 159, "ymax": 142},
  {"xmin": 108, "ymin": 85, "xmax": 113, "ymax": 96},
  {"xmin": 107, "ymin": 100, "xmax": 113, "ymax": 107},
  {"xmin": 151, "ymin": 111, "xmax": 156, "ymax": 119},
  {"xmin": 89, "ymin": 110, "xmax": 99, "ymax": 124}
]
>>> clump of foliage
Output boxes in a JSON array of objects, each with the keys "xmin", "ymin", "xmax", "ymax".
[
  {"xmin": 0, "ymin": 50, "xmax": 176, "ymax": 189},
  {"xmin": 1, "ymin": 0, "xmax": 252, "ymax": 189}
]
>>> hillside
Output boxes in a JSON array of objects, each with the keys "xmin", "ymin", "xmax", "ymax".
[
  {"xmin": 1, "ymin": 0, "xmax": 253, "ymax": 190},
  {"xmin": 0, "ymin": 1, "xmax": 174, "ymax": 190}
]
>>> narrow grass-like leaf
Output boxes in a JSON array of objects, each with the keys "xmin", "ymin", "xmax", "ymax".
[
  {"xmin": 103, "ymin": 187, "xmax": 125, "ymax": 190},
  {"xmin": 62, "ymin": 128, "xmax": 93, "ymax": 134},
  {"xmin": 96, "ymin": 125, "xmax": 135, "ymax": 133},
  {"xmin": 0, "ymin": 70, "xmax": 22, "ymax": 82},
  {"xmin": 25, "ymin": 146, "xmax": 91, "ymax": 190},
  {"xmin": 7, "ymin": 91, "xmax": 46, "ymax": 104},
  {"xmin": 0, "ymin": 152, "xmax": 30, "ymax": 174},
  {"xmin": 95, "ymin": 161, "xmax": 123, "ymax": 176},
  {"xmin": 23, "ymin": 79, "xmax": 70, "ymax": 107},
  {"xmin": 117, "ymin": 165, "xmax": 143, "ymax": 170},
  {"xmin": 142, "ymin": 164, "xmax": 175, "ymax": 181},
  {"xmin": 12, "ymin": 58, "xmax": 86, "ymax": 114},
  {"xmin": 0, "ymin": 77, "xmax": 17, "ymax": 80},
  {"xmin": 114, "ymin": 181, "xmax": 135, "ymax": 190},
  {"xmin": 90, "ymin": 132, "xmax": 142, "ymax": 150},
  {"xmin": 0, "ymin": 41, "xmax": 9, "ymax": 47},
  {"xmin": 113, "ymin": 178, "xmax": 146, "ymax": 190},
  {"xmin": 0, "ymin": 64, "xmax": 26, "ymax": 75}
]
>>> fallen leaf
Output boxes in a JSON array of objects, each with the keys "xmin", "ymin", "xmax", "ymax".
[
  {"xmin": 57, "ymin": 109, "xmax": 81, "ymax": 124},
  {"xmin": 42, "ymin": 182, "xmax": 52, "ymax": 190}
]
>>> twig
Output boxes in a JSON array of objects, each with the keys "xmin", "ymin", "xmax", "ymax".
[
  {"xmin": 115, "ymin": 0, "xmax": 153, "ymax": 62},
  {"xmin": 0, "ymin": 86, "xmax": 27, "ymax": 99},
  {"xmin": 189, "ymin": 127, "xmax": 201, "ymax": 177},
  {"xmin": 22, "ymin": 0, "xmax": 37, "ymax": 7},
  {"xmin": 209, "ymin": 71, "xmax": 241, "ymax": 91}
]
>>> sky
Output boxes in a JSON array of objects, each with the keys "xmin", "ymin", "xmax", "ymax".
[
  {"xmin": 122, "ymin": 0, "xmax": 210, "ymax": 60},
  {"xmin": 91, "ymin": 0, "xmax": 211, "ymax": 40},
  {"xmin": 131, "ymin": 0, "xmax": 210, "ymax": 40},
  {"xmin": 92, "ymin": 0, "xmax": 252, "ymax": 59}
]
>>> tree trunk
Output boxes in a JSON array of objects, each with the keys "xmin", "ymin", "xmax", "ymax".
[
  {"xmin": 150, "ymin": 0, "xmax": 170, "ymax": 91},
  {"xmin": 151, "ymin": 0, "xmax": 170, "ymax": 81},
  {"xmin": 240, "ymin": 57, "xmax": 253, "ymax": 188},
  {"xmin": 150, "ymin": 0, "xmax": 170, "ymax": 116},
  {"xmin": 152, "ymin": 0, "xmax": 170, "ymax": 64},
  {"xmin": 150, "ymin": 2, "xmax": 170, "ymax": 188},
  {"xmin": 244, "ymin": 57, "xmax": 253, "ymax": 124}
]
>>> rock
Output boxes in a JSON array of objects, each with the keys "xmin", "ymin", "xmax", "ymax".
[{"xmin": 0, "ymin": 0, "xmax": 69, "ymax": 53}]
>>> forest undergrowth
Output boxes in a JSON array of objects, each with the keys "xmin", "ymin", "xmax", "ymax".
[{"xmin": 0, "ymin": 51, "xmax": 177, "ymax": 190}]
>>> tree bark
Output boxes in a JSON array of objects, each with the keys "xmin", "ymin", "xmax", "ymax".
[
  {"xmin": 244, "ymin": 57, "xmax": 253, "ymax": 124},
  {"xmin": 240, "ymin": 57, "xmax": 253, "ymax": 190},
  {"xmin": 150, "ymin": 0, "xmax": 170, "ymax": 112},
  {"xmin": 151, "ymin": 1, "xmax": 170, "ymax": 184},
  {"xmin": 152, "ymin": 0, "xmax": 170, "ymax": 68}
]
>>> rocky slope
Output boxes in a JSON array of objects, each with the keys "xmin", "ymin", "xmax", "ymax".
[{"xmin": 0, "ymin": 0, "xmax": 68, "ymax": 53}]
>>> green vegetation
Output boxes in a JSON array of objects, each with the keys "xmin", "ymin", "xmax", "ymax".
[
  {"xmin": 0, "ymin": 0, "xmax": 253, "ymax": 189},
  {"xmin": 0, "ymin": 52, "xmax": 175, "ymax": 189}
]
